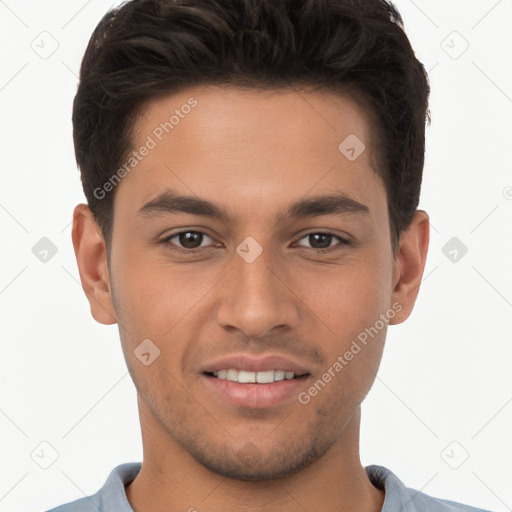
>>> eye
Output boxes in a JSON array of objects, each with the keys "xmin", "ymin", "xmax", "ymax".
[
  {"xmin": 161, "ymin": 230, "xmax": 350, "ymax": 254},
  {"xmin": 162, "ymin": 230, "xmax": 217, "ymax": 252},
  {"xmin": 295, "ymin": 232, "xmax": 349, "ymax": 251}
]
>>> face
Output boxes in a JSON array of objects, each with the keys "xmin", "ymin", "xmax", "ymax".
[{"xmin": 75, "ymin": 85, "xmax": 427, "ymax": 481}]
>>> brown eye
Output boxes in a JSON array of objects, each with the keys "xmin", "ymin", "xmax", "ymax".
[
  {"xmin": 296, "ymin": 232, "xmax": 349, "ymax": 251},
  {"xmin": 163, "ymin": 231, "xmax": 215, "ymax": 251},
  {"xmin": 177, "ymin": 231, "xmax": 203, "ymax": 249}
]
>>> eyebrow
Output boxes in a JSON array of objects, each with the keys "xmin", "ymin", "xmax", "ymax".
[{"xmin": 136, "ymin": 188, "xmax": 369, "ymax": 222}]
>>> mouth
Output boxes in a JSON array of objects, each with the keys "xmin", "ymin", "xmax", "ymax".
[
  {"xmin": 200, "ymin": 354, "xmax": 312, "ymax": 408},
  {"xmin": 204, "ymin": 369, "xmax": 309, "ymax": 383},
  {"xmin": 201, "ymin": 369, "xmax": 311, "ymax": 409}
]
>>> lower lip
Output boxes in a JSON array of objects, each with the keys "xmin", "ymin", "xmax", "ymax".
[{"xmin": 202, "ymin": 374, "xmax": 309, "ymax": 409}]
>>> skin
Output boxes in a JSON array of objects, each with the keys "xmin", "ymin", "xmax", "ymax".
[{"xmin": 72, "ymin": 84, "xmax": 429, "ymax": 512}]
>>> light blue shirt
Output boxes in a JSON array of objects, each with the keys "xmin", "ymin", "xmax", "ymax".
[{"xmin": 45, "ymin": 462, "xmax": 493, "ymax": 512}]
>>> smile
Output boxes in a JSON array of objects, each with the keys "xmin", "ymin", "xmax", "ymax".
[
  {"xmin": 208, "ymin": 369, "xmax": 305, "ymax": 383},
  {"xmin": 202, "ymin": 372, "xmax": 310, "ymax": 409}
]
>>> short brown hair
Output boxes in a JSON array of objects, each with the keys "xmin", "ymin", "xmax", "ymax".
[{"xmin": 72, "ymin": 0, "xmax": 430, "ymax": 255}]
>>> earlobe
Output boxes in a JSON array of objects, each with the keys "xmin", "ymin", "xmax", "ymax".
[
  {"xmin": 389, "ymin": 210, "xmax": 430, "ymax": 325},
  {"xmin": 71, "ymin": 203, "xmax": 117, "ymax": 325}
]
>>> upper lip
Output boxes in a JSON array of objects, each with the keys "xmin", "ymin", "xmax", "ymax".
[{"xmin": 202, "ymin": 354, "xmax": 310, "ymax": 375}]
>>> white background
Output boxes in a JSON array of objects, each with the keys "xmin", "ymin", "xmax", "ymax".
[{"xmin": 1, "ymin": 0, "xmax": 511, "ymax": 511}]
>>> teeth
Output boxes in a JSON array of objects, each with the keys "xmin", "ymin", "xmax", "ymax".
[
  {"xmin": 274, "ymin": 370, "xmax": 285, "ymax": 381},
  {"xmin": 256, "ymin": 370, "xmax": 274, "ymax": 384},
  {"xmin": 238, "ymin": 370, "xmax": 256, "ymax": 383},
  {"xmin": 211, "ymin": 369, "xmax": 298, "ymax": 383},
  {"xmin": 226, "ymin": 369, "xmax": 238, "ymax": 381}
]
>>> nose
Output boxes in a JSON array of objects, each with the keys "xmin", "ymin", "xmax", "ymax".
[{"xmin": 216, "ymin": 246, "xmax": 300, "ymax": 339}]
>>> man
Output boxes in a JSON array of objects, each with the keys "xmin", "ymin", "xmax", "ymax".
[{"xmin": 47, "ymin": 0, "xmax": 493, "ymax": 510}]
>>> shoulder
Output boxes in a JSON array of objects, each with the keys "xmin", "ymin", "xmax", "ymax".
[
  {"xmin": 43, "ymin": 462, "xmax": 142, "ymax": 512},
  {"xmin": 365, "ymin": 465, "xmax": 495, "ymax": 512},
  {"xmin": 401, "ymin": 488, "xmax": 494, "ymax": 512}
]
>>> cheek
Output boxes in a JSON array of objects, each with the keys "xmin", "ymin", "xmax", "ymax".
[
  {"xmin": 290, "ymin": 248, "xmax": 392, "ymax": 400},
  {"xmin": 293, "ymin": 252, "xmax": 393, "ymax": 339},
  {"xmin": 111, "ymin": 252, "xmax": 225, "ymax": 367},
  {"xmin": 113, "ymin": 248, "xmax": 200, "ymax": 327}
]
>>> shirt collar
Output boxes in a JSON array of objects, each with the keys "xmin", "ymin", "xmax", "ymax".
[{"xmin": 99, "ymin": 462, "xmax": 412, "ymax": 511}]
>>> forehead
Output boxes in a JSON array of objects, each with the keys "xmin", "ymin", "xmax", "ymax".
[
  {"xmin": 134, "ymin": 84, "xmax": 375, "ymax": 161},
  {"xmin": 115, "ymin": 84, "xmax": 385, "ymax": 220}
]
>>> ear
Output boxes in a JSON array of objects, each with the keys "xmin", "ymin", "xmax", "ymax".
[
  {"xmin": 71, "ymin": 203, "xmax": 117, "ymax": 325},
  {"xmin": 389, "ymin": 210, "xmax": 430, "ymax": 325}
]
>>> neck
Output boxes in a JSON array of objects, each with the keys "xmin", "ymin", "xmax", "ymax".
[{"xmin": 126, "ymin": 400, "xmax": 385, "ymax": 512}]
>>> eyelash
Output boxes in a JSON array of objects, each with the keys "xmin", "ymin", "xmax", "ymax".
[{"xmin": 160, "ymin": 230, "xmax": 350, "ymax": 255}]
